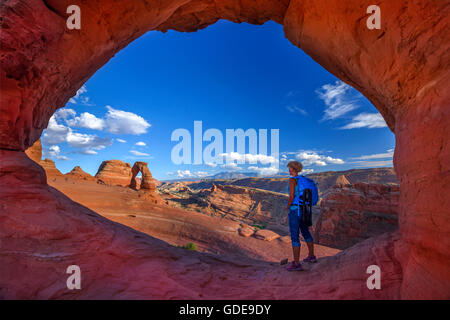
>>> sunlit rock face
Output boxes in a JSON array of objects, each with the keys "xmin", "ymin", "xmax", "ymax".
[
  {"xmin": 315, "ymin": 183, "xmax": 400, "ymax": 249},
  {"xmin": 95, "ymin": 160, "xmax": 132, "ymax": 187},
  {"xmin": 130, "ymin": 162, "xmax": 156, "ymax": 191},
  {"xmin": 1, "ymin": 0, "xmax": 449, "ymax": 299}
]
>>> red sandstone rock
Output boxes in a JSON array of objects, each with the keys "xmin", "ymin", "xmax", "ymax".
[
  {"xmin": 39, "ymin": 158, "xmax": 63, "ymax": 179},
  {"xmin": 95, "ymin": 160, "xmax": 132, "ymax": 186},
  {"xmin": 0, "ymin": 0, "xmax": 449, "ymax": 299},
  {"xmin": 335, "ymin": 175, "xmax": 350, "ymax": 186},
  {"xmin": 65, "ymin": 166, "xmax": 97, "ymax": 181},
  {"xmin": 130, "ymin": 161, "xmax": 156, "ymax": 191},
  {"xmin": 238, "ymin": 227, "xmax": 255, "ymax": 237},
  {"xmin": 315, "ymin": 183, "xmax": 400, "ymax": 249},
  {"xmin": 24, "ymin": 139, "xmax": 42, "ymax": 163},
  {"xmin": 253, "ymin": 229, "xmax": 280, "ymax": 241}
]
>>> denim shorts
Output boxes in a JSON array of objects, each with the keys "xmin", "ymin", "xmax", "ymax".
[{"xmin": 288, "ymin": 207, "xmax": 313, "ymax": 247}]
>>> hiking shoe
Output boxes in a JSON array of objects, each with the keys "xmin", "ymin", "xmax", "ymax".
[
  {"xmin": 302, "ymin": 255, "xmax": 317, "ymax": 263},
  {"xmin": 286, "ymin": 262, "xmax": 303, "ymax": 271}
]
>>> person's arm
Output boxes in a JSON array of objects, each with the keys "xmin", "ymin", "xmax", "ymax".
[{"xmin": 285, "ymin": 178, "xmax": 296, "ymax": 210}]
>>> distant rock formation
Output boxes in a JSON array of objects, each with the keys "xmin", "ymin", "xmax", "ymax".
[
  {"xmin": 39, "ymin": 158, "xmax": 63, "ymax": 178},
  {"xmin": 24, "ymin": 139, "xmax": 42, "ymax": 163},
  {"xmin": 183, "ymin": 167, "xmax": 398, "ymax": 197},
  {"xmin": 95, "ymin": 160, "xmax": 132, "ymax": 186},
  {"xmin": 315, "ymin": 183, "xmax": 400, "ymax": 249},
  {"xmin": 335, "ymin": 174, "xmax": 350, "ymax": 186},
  {"xmin": 65, "ymin": 166, "xmax": 97, "ymax": 181},
  {"xmin": 130, "ymin": 161, "xmax": 155, "ymax": 191},
  {"xmin": 24, "ymin": 139, "xmax": 63, "ymax": 180}
]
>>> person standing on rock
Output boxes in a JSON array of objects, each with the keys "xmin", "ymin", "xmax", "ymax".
[{"xmin": 285, "ymin": 161, "xmax": 318, "ymax": 271}]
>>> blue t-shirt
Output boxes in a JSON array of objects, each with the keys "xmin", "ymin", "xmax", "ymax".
[{"xmin": 287, "ymin": 176, "xmax": 300, "ymax": 210}]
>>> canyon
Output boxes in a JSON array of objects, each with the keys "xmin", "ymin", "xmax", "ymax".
[{"xmin": 1, "ymin": 0, "xmax": 449, "ymax": 299}]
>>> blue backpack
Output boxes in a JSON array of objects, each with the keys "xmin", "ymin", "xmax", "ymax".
[
  {"xmin": 292, "ymin": 175, "xmax": 319, "ymax": 206},
  {"xmin": 288, "ymin": 175, "xmax": 319, "ymax": 227}
]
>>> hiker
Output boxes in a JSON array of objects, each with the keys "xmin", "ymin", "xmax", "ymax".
[{"xmin": 285, "ymin": 161, "xmax": 318, "ymax": 271}]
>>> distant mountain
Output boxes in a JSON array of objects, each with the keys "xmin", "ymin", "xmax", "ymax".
[
  {"xmin": 208, "ymin": 171, "xmax": 259, "ymax": 179},
  {"xmin": 180, "ymin": 167, "xmax": 398, "ymax": 197}
]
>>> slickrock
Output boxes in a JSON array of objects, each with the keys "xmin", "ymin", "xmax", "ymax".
[
  {"xmin": 254, "ymin": 229, "xmax": 280, "ymax": 241},
  {"xmin": 315, "ymin": 183, "xmax": 400, "ymax": 249},
  {"xmin": 238, "ymin": 227, "xmax": 255, "ymax": 238},
  {"xmin": 95, "ymin": 160, "xmax": 132, "ymax": 186}
]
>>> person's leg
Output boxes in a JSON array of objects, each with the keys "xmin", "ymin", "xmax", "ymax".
[
  {"xmin": 288, "ymin": 209, "xmax": 301, "ymax": 264},
  {"xmin": 292, "ymin": 245, "xmax": 300, "ymax": 264},
  {"xmin": 299, "ymin": 218, "xmax": 315, "ymax": 257},
  {"xmin": 306, "ymin": 242, "xmax": 314, "ymax": 257}
]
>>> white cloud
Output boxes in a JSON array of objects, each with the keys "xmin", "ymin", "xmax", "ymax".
[
  {"xmin": 351, "ymin": 159, "xmax": 393, "ymax": 167},
  {"xmin": 248, "ymin": 166, "xmax": 279, "ymax": 176},
  {"xmin": 220, "ymin": 163, "xmax": 242, "ymax": 171},
  {"xmin": 130, "ymin": 150, "xmax": 150, "ymax": 156},
  {"xmin": 68, "ymin": 85, "xmax": 93, "ymax": 106},
  {"xmin": 205, "ymin": 162, "xmax": 217, "ymax": 168},
  {"xmin": 218, "ymin": 152, "xmax": 278, "ymax": 165},
  {"xmin": 81, "ymin": 149, "xmax": 98, "ymax": 155},
  {"xmin": 66, "ymin": 131, "xmax": 111, "ymax": 151},
  {"xmin": 54, "ymin": 108, "xmax": 76, "ymax": 120},
  {"xmin": 57, "ymin": 106, "xmax": 150, "ymax": 135},
  {"xmin": 43, "ymin": 116, "xmax": 71, "ymax": 145},
  {"xmin": 294, "ymin": 150, "xmax": 344, "ymax": 166},
  {"xmin": 135, "ymin": 141, "xmax": 146, "ymax": 146},
  {"xmin": 317, "ymin": 81, "xmax": 359, "ymax": 120},
  {"xmin": 104, "ymin": 106, "xmax": 150, "ymax": 135},
  {"xmin": 348, "ymin": 149, "xmax": 394, "ymax": 168},
  {"xmin": 286, "ymin": 105, "xmax": 308, "ymax": 116},
  {"xmin": 301, "ymin": 168, "xmax": 314, "ymax": 175},
  {"xmin": 350, "ymin": 150, "xmax": 394, "ymax": 160},
  {"xmin": 116, "ymin": 139, "xmax": 127, "ymax": 143},
  {"xmin": 168, "ymin": 170, "xmax": 210, "ymax": 179},
  {"xmin": 46, "ymin": 145, "xmax": 70, "ymax": 160},
  {"xmin": 42, "ymin": 115, "xmax": 112, "ymax": 155},
  {"xmin": 66, "ymin": 112, "xmax": 105, "ymax": 130},
  {"xmin": 339, "ymin": 113, "xmax": 387, "ymax": 129}
]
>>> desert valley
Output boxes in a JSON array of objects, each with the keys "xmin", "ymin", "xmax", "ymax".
[
  {"xmin": 1, "ymin": 138, "xmax": 402, "ymax": 299},
  {"xmin": 1, "ymin": 0, "xmax": 448, "ymax": 301}
]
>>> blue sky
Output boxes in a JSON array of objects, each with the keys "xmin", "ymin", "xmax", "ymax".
[{"xmin": 42, "ymin": 20, "xmax": 395, "ymax": 180}]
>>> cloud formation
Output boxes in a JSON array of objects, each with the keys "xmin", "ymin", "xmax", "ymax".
[
  {"xmin": 316, "ymin": 81, "xmax": 358, "ymax": 120},
  {"xmin": 167, "ymin": 170, "xmax": 210, "ymax": 179},
  {"xmin": 104, "ymin": 106, "xmax": 150, "ymax": 135},
  {"xmin": 339, "ymin": 113, "xmax": 387, "ymax": 129},
  {"xmin": 130, "ymin": 150, "xmax": 150, "ymax": 156},
  {"xmin": 42, "ymin": 115, "xmax": 112, "ymax": 156},
  {"xmin": 294, "ymin": 150, "xmax": 344, "ymax": 166}
]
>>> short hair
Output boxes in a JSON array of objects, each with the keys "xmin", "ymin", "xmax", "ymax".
[{"xmin": 287, "ymin": 161, "xmax": 303, "ymax": 173}]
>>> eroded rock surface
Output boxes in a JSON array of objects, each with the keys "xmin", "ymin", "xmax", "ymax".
[
  {"xmin": 130, "ymin": 161, "xmax": 156, "ymax": 191},
  {"xmin": 65, "ymin": 166, "xmax": 97, "ymax": 181},
  {"xmin": 95, "ymin": 160, "xmax": 132, "ymax": 187},
  {"xmin": 1, "ymin": 0, "xmax": 449, "ymax": 299},
  {"xmin": 315, "ymin": 183, "xmax": 400, "ymax": 249}
]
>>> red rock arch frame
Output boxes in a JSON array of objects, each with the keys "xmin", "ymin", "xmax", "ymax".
[{"xmin": 0, "ymin": 0, "xmax": 449, "ymax": 299}]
